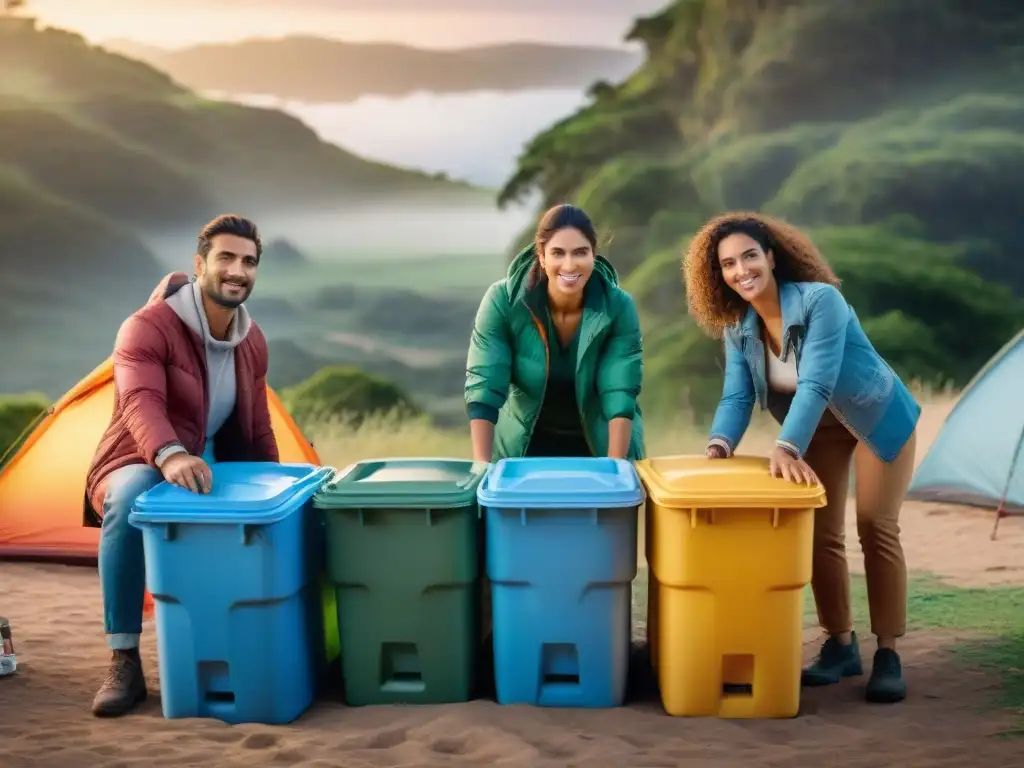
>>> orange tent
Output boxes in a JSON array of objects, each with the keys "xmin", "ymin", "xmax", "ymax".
[{"xmin": 0, "ymin": 357, "xmax": 320, "ymax": 562}]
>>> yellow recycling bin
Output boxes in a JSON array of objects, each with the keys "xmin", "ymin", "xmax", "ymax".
[{"xmin": 635, "ymin": 455, "xmax": 826, "ymax": 719}]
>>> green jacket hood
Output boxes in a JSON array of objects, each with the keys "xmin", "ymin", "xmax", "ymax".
[
  {"xmin": 466, "ymin": 243, "xmax": 646, "ymax": 461},
  {"xmin": 505, "ymin": 244, "xmax": 620, "ymax": 302}
]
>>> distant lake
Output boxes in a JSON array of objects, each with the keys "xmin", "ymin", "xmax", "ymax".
[{"xmin": 214, "ymin": 88, "xmax": 591, "ymax": 189}]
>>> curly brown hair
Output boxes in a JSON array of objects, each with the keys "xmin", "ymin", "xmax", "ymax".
[{"xmin": 682, "ymin": 211, "xmax": 841, "ymax": 337}]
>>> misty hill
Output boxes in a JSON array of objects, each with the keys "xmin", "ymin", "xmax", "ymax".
[
  {"xmin": 502, "ymin": 0, "xmax": 1024, "ymax": 417},
  {"xmin": 104, "ymin": 37, "xmax": 644, "ymax": 101},
  {"xmin": 0, "ymin": 19, "xmax": 478, "ymax": 398}
]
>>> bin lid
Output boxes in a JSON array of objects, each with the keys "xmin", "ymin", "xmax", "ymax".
[
  {"xmin": 313, "ymin": 458, "xmax": 488, "ymax": 510},
  {"xmin": 130, "ymin": 462, "xmax": 331, "ymax": 525},
  {"xmin": 476, "ymin": 457, "xmax": 645, "ymax": 509},
  {"xmin": 634, "ymin": 455, "xmax": 827, "ymax": 508}
]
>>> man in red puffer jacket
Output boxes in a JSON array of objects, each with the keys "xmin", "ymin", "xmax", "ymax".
[{"xmin": 85, "ymin": 214, "xmax": 279, "ymax": 717}]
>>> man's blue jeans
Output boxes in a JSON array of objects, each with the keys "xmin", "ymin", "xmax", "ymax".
[{"xmin": 98, "ymin": 464, "xmax": 163, "ymax": 651}]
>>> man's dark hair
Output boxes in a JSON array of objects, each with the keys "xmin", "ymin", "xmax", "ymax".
[{"xmin": 196, "ymin": 214, "xmax": 263, "ymax": 262}]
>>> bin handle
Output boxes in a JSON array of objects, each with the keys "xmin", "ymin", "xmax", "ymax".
[
  {"xmin": 355, "ymin": 508, "xmax": 437, "ymax": 526},
  {"xmin": 516, "ymin": 508, "xmax": 602, "ymax": 526},
  {"xmin": 687, "ymin": 508, "xmax": 781, "ymax": 528},
  {"xmin": 241, "ymin": 524, "xmax": 256, "ymax": 545}
]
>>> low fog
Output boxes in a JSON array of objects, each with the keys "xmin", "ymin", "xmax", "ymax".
[{"xmin": 144, "ymin": 197, "xmax": 538, "ymax": 267}]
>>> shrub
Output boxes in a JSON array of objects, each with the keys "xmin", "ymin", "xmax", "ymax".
[
  {"xmin": 0, "ymin": 392, "xmax": 49, "ymax": 460},
  {"xmin": 281, "ymin": 366, "xmax": 420, "ymax": 432}
]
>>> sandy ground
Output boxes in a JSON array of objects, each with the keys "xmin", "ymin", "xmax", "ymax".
[
  {"xmin": 0, "ymin": 503, "xmax": 1021, "ymax": 768},
  {"xmin": 2, "ymin": 396, "xmax": 1023, "ymax": 767}
]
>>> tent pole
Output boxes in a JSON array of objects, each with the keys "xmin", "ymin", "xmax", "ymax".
[
  {"xmin": 991, "ymin": 425, "xmax": 1024, "ymax": 541},
  {"xmin": 991, "ymin": 503, "xmax": 1004, "ymax": 540}
]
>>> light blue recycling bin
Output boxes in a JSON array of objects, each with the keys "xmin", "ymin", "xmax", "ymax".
[
  {"xmin": 477, "ymin": 457, "xmax": 644, "ymax": 708},
  {"xmin": 129, "ymin": 462, "xmax": 332, "ymax": 724}
]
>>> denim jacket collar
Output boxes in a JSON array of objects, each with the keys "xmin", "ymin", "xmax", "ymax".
[{"xmin": 737, "ymin": 281, "xmax": 806, "ymax": 361}]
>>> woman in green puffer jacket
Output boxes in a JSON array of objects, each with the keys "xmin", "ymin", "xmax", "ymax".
[{"xmin": 465, "ymin": 203, "xmax": 646, "ymax": 462}]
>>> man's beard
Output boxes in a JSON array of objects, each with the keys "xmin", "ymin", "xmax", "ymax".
[{"xmin": 204, "ymin": 279, "xmax": 251, "ymax": 308}]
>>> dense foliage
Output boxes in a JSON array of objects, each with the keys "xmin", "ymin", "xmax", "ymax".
[{"xmin": 500, "ymin": 0, "xmax": 1024, "ymax": 419}]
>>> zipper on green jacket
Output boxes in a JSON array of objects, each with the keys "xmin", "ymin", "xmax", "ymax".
[
  {"xmin": 574, "ymin": 350, "xmax": 597, "ymax": 457},
  {"xmin": 524, "ymin": 304, "xmax": 597, "ymax": 457},
  {"xmin": 523, "ymin": 304, "xmax": 550, "ymax": 457}
]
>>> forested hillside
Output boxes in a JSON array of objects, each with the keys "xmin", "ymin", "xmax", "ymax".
[
  {"xmin": 0, "ymin": 19, "xmax": 475, "ymax": 396},
  {"xmin": 500, "ymin": 0, "xmax": 1024, "ymax": 416}
]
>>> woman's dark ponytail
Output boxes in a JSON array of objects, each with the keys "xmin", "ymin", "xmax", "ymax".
[{"xmin": 526, "ymin": 253, "xmax": 544, "ymax": 290}]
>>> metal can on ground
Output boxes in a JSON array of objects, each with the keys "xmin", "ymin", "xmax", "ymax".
[{"xmin": 0, "ymin": 616, "xmax": 16, "ymax": 676}]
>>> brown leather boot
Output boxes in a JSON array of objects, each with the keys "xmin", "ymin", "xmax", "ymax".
[{"xmin": 92, "ymin": 649, "xmax": 148, "ymax": 717}]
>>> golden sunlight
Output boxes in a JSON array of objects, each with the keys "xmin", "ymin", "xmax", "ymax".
[{"xmin": 29, "ymin": 0, "xmax": 643, "ymax": 49}]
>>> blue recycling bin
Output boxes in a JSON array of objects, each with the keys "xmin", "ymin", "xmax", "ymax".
[
  {"xmin": 477, "ymin": 457, "xmax": 644, "ymax": 708},
  {"xmin": 129, "ymin": 462, "xmax": 332, "ymax": 724}
]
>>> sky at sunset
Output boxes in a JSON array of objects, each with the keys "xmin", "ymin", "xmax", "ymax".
[{"xmin": 29, "ymin": 0, "xmax": 669, "ymax": 49}]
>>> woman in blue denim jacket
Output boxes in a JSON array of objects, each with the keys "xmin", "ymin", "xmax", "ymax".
[{"xmin": 683, "ymin": 212, "xmax": 921, "ymax": 705}]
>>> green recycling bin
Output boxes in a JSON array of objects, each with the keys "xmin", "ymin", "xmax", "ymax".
[{"xmin": 313, "ymin": 457, "xmax": 488, "ymax": 705}]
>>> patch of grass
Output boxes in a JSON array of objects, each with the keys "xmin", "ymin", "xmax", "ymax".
[
  {"xmin": 955, "ymin": 634, "xmax": 1024, "ymax": 715},
  {"xmin": 308, "ymin": 411, "xmax": 476, "ymax": 468},
  {"xmin": 634, "ymin": 557, "xmax": 1023, "ymax": 720},
  {"xmin": 801, "ymin": 573, "xmax": 1024, "ymax": 636},
  {"xmin": 306, "ymin": 405, "xmax": 760, "ymax": 473},
  {"xmin": 631, "ymin": 567, "xmax": 649, "ymax": 638},
  {"xmin": 828, "ymin": 576, "xmax": 1024, "ymax": 719}
]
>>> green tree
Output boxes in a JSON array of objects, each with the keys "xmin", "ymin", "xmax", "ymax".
[{"xmin": 499, "ymin": 0, "xmax": 1024, "ymax": 417}]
